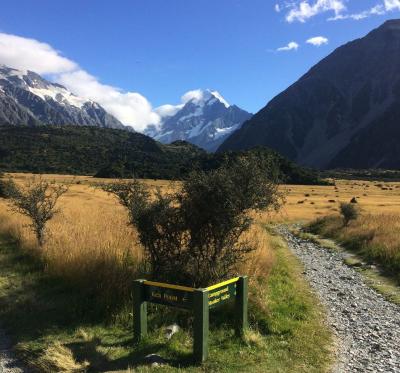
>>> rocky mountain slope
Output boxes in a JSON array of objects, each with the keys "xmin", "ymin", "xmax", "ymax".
[
  {"xmin": 0, "ymin": 65, "xmax": 126, "ymax": 130},
  {"xmin": 219, "ymin": 20, "xmax": 400, "ymax": 169},
  {"xmin": 145, "ymin": 89, "xmax": 251, "ymax": 151}
]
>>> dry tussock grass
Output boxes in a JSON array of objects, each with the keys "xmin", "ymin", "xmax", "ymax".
[
  {"xmin": 4, "ymin": 172, "xmax": 398, "ymax": 312},
  {"xmin": 309, "ymin": 213, "xmax": 400, "ymax": 281},
  {"xmin": 344, "ymin": 214, "xmax": 400, "ymax": 275},
  {"xmin": 274, "ymin": 179, "xmax": 400, "ymax": 222},
  {"xmin": 35, "ymin": 342, "xmax": 89, "ymax": 372},
  {"xmin": 345, "ymin": 214, "xmax": 400, "ymax": 257},
  {"xmin": 0, "ymin": 174, "xmax": 278, "ymax": 315},
  {"xmin": 0, "ymin": 182, "xmax": 143, "ymax": 312}
]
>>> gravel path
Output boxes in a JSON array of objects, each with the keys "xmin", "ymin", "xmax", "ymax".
[
  {"xmin": 0, "ymin": 329, "xmax": 25, "ymax": 373},
  {"xmin": 279, "ymin": 226, "xmax": 400, "ymax": 373}
]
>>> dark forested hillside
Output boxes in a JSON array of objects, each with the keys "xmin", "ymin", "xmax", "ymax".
[
  {"xmin": 0, "ymin": 125, "xmax": 326, "ymax": 184},
  {"xmin": 0, "ymin": 126, "xmax": 205, "ymax": 179}
]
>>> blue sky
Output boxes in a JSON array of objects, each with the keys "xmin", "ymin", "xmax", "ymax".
[{"xmin": 0, "ymin": 0, "xmax": 399, "ymax": 130}]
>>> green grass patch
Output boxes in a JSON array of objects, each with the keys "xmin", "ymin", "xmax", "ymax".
[
  {"xmin": 0, "ymin": 232, "xmax": 332, "ymax": 372},
  {"xmin": 290, "ymin": 229, "xmax": 339, "ymax": 252}
]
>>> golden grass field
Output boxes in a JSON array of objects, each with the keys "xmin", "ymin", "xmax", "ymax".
[
  {"xmin": 3, "ymin": 173, "xmax": 400, "ymax": 249},
  {"xmin": 1, "ymin": 172, "xmax": 399, "ymax": 303},
  {"xmin": 0, "ymin": 174, "xmax": 400, "ymax": 295},
  {"xmin": 0, "ymin": 173, "xmax": 277, "ymax": 312},
  {"xmin": 2, "ymin": 173, "xmax": 399, "ymax": 372}
]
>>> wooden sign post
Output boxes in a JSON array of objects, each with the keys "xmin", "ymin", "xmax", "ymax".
[{"xmin": 133, "ymin": 276, "xmax": 248, "ymax": 363}]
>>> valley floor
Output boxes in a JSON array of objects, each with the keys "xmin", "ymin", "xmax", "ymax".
[
  {"xmin": 1, "ymin": 174, "xmax": 400, "ymax": 372},
  {"xmin": 0, "ymin": 229, "xmax": 332, "ymax": 373},
  {"xmin": 280, "ymin": 227, "xmax": 400, "ymax": 373}
]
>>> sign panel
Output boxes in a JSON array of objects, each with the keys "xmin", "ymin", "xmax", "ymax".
[
  {"xmin": 143, "ymin": 280, "xmax": 194, "ymax": 309},
  {"xmin": 134, "ymin": 276, "xmax": 248, "ymax": 364},
  {"xmin": 207, "ymin": 277, "xmax": 239, "ymax": 309}
]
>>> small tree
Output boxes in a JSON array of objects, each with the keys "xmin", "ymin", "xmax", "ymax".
[
  {"xmin": 340, "ymin": 202, "xmax": 359, "ymax": 227},
  {"xmin": 6, "ymin": 178, "xmax": 68, "ymax": 246},
  {"xmin": 103, "ymin": 156, "xmax": 283, "ymax": 287}
]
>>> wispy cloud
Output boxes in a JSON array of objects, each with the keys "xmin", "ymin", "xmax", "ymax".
[
  {"xmin": 277, "ymin": 41, "xmax": 300, "ymax": 51},
  {"xmin": 329, "ymin": 4, "xmax": 385, "ymax": 20},
  {"xmin": 279, "ymin": 0, "xmax": 400, "ymax": 23},
  {"xmin": 0, "ymin": 32, "xmax": 160, "ymax": 131},
  {"xmin": 385, "ymin": 0, "xmax": 400, "ymax": 11},
  {"xmin": 285, "ymin": 0, "xmax": 346, "ymax": 23},
  {"xmin": 306, "ymin": 36, "xmax": 329, "ymax": 46}
]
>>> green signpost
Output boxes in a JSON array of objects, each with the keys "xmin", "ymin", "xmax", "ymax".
[{"xmin": 133, "ymin": 276, "xmax": 248, "ymax": 363}]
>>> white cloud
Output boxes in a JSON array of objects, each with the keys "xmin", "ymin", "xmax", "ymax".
[
  {"xmin": 153, "ymin": 90, "xmax": 205, "ymax": 122},
  {"xmin": 385, "ymin": 0, "xmax": 400, "ymax": 11},
  {"xmin": 0, "ymin": 33, "xmax": 78, "ymax": 74},
  {"xmin": 275, "ymin": 3, "xmax": 281, "ymax": 12},
  {"xmin": 0, "ymin": 32, "xmax": 160, "ymax": 131},
  {"xmin": 286, "ymin": 0, "xmax": 346, "ymax": 23},
  {"xmin": 154, "ymin": 88, "xmax": 229, "ymax": 122},
  {"xmin": 306, "ymin": 36, "xmax": 329, "ymax": 46},
  {"xmin": 328, "ymin": 4, "xmax": 385, "ymax": 20},
  {"xmin": 283, "ymin": 0, "xmax": 400, "ymax": 23},
  {"xmin": 154, "ymin": 103, "xmax": 184, "ymax": 118},
  {"xmin": 277, "ymin": 41, "xmax": 300, "ymax": 51},
  {"xmin": 181, "ymin": 89, "xmax": 207, "ymax": 104},
  {"xmin": 385, "ymin": 0, "xmax": 400, "ymax": 10}
]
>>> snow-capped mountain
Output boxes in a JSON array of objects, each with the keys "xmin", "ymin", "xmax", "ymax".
[
  {"xmin": 0, "ymin": 65, "xmax": 126, "ymax": 129},
  {"xmin": 145, "ymin": 89, "xmax": 252, "ymax": 152}
]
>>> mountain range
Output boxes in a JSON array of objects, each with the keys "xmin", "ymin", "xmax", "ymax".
[
  {"xmin": 0, "ymin": 65, "xmax": 251, "ymax": 152},
  {"xmin": 1, "ymin": 19, "xmax": 400, "ymax": 170},
  {"xmin": 219, "ymin": 19, "xmax": 400, "ymax": 170},
  {"xmin": 0, "ymin": 65, "xmax": 126, "ymax": 130},
  {"xmin": 145, "ymin": 89, "xmax": 252, "ymax": 151}
]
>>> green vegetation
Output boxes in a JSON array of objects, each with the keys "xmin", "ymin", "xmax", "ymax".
[
  {"xmin": 0, "ymin": 229, "xmax": 332, "ymax": 372},
  {"xmin": 339, "ymin": 202, "xmax": 359, "ymax": 226},
  {"xmin": 322, "ymin": 168, "xmax": 400, "ymax": 181},
  {"xmin": 0, "ymin": 125, "xmax": 327, "ymax": 185},
  {"xmin": 0, "ymin": 126, "xmax": 204, "ymax": 179},
  {"xmin": 102, "ymin": 157, "xmax": 282, "ymax": 287}
]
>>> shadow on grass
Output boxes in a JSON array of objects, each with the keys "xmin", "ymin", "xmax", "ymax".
[
  {"xmin": 0, "ymin": 236, "xmax": 231, "ymax": 371},
  {"xmin": 66, "ymin": 337, "xmax": 196, "ymax": 372}
]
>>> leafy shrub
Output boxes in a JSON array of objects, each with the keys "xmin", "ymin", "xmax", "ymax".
[
  {"xmin": 6, "ymin": 178, "xmax": 68, "ymax": 246},
  {"xmin": 0, "ymin": 175, "xmax": 18, "ymax": 199},
  {"xmin": 103, "ymin": 156, "xmax": 283, "ymax": 287},
  {"xmin": 340, "ymin": 202, "xmax": 359, "ymax": 226}
]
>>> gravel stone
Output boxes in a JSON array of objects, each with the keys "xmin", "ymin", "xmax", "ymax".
[
  {"xmin": 279, "ymin": 226, "xmax": 400, "ymax": 373},
  {"xmin": 0, "ymin": 328, "xmax": 26, "ymax": 373}
]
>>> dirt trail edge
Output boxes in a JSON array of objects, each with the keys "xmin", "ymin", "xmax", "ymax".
[
  {"xmin": 278, "ymin": 226, "xmax": 400, "ymax": 373},
  {"xmin": 0, "ymin": 328, "xmax": 26, "ymax": 373}
]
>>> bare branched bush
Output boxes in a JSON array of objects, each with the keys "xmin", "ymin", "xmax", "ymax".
[
  {"xmin": 6, "ymin": 178, "xmax": 68, "ymax": 246},
  {"xmin": 103, "ymin": 156, "xmax": 283, "ymax": 287}
]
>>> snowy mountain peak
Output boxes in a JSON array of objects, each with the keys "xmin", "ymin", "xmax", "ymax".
[
  {"xmin": 0, "ymin": 65, "xmax": 91, "ymax": 109},
  {"xmin": 0, "ymin": 64, "xmax": 126, "ymax": 130},
  {"xmin": 183, "ymin": 89, "xmax": 230, "ymax": 108},
  {"xmin": 145, "ymin": 89, "xmax": 251, "ymax": 152}
]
